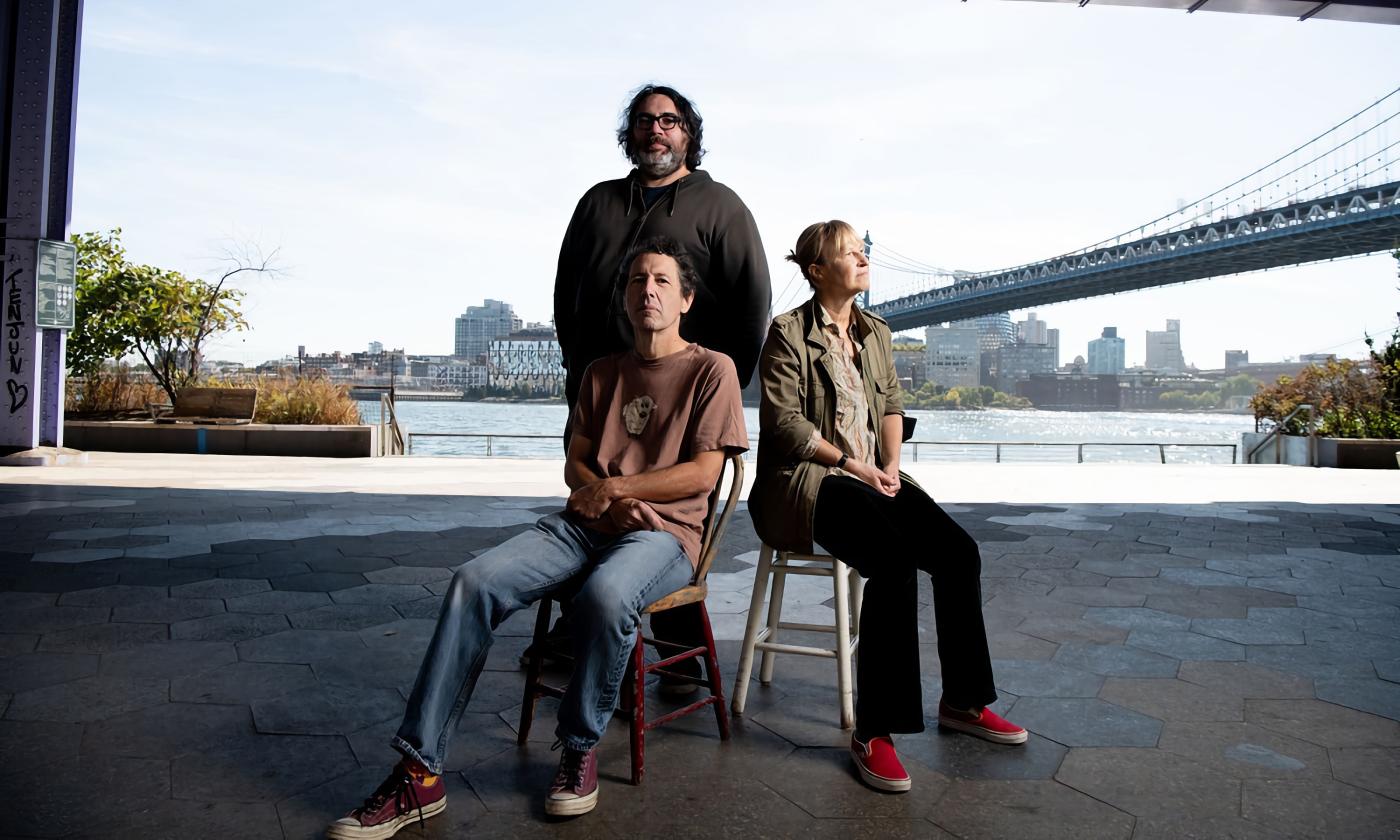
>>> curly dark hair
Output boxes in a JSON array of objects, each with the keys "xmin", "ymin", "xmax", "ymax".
[
  {"xmin": 616, "ymin": 84, "xmax": 706, "ymax": 171},
  {"xmin": 617, "ymin": 235, "xmax": 701, "ymax": 298}
]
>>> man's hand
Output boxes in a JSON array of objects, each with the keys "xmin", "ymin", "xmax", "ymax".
[
  {"xmin": 608, "ymin": 498, "xmax": 665, "ymax": 532},
  {"xmin": 567, "ymin": 478, "xmax": 616, "ymax": 520},
  {"xmin": 847, "ymin": 459, "xmax": 899, "ymax": 497}
]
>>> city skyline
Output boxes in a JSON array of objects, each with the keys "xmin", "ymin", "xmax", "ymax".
[{"xmin": 70, "ymin": 3, "xmax": 1399, "ymax": 371}]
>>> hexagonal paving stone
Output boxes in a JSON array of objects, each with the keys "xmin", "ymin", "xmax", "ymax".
[
  {"xmin": 1126, "ymin": 628, "xmax": 1246, "ymax": 662},
  {"xmin": 38, "ymin": 621, "xmax": 169, "ymax": 654},
  {"xmin": 93, "ymin": 639, "xmax": 236, "ymax": 682},
  {"xmin": 252, "ymin": 683, "xmax": 407, "ymax": 736},
  {"xmin": 1009, "ymin": 698, "xmax": 1162, "ymax": 747},
  {"xmin": 0, "ymin": 651, "xmax": 98, "ymax": 692},
  {"xmin": 1243, "ymin": 778, "xmax": 1400, "ymax": 838},
  {"xmin": 170, "ymin": 611, "xmax": 289, "ymax": 642},
  {"xmin": 897, "ymin": 727, "xmax": 1068, "ymax": 781},
  {"xmin": 1130, "ymin": 815, "xmax": 1293, "ymax": 840},
  {"xmin": 1329, "ymin": 746, "xmax": 1400, "ymax": 801},
  {"xmin": 236, "ymin": 628, "xmax": 367, "ymax": 665},
  {"xmin": 1098, "ymin": 678, "xmax": 1244, "ymax": 722},
  {"xmin": 1082, "ymin": 607, "xmax": 1191, "ymax": 633},
  {"xmin": 226, "ymin": 589, "xmax": 332, "ymax": 615},
  {"xmin": 1189, "ymin": 618, "xmax": 1305, "ymax": 646},
  {"xmin": 1018, "ymin": 616, "xmax": 1129, "ymax": 645},
  {"xmin": 1246, "ymin": 643, "xmax": 1377, "ymax": 681},
  {"xmin": 1378, "ymin": 658, "xmax": 1400, "ymax": 684},
  {"xmin": 0, "ymin": 604, "xmax": 110, "ymax": 634},
  {"xmin": 1176, "ymin": 661, "xmax": 1314, "ymax": 699},
  {"xmin": 81, "ymin": 697, "xmax": 253, "ymax": 759},
  {"xmin": 5, "ymin": 674, "xmax": 168, "ymax": 723},
  {"xmin": 330, "ymin": 582, "xmax": 432, "ymax": 605},
  {"xmin": 171, "ymin": 661, "xmax": 318, "ymax": 704},
  {"xmin": 1055, "ymin": 747, "xmax": 1240, "ymax": 820},
  {"xmin": 364, "ymin": 565, "xmax": 454, "ymax": 585},
  {"xmin": 287, "ymin": 603, "xmax": 401, "ymax": 631},
  {"xmin": 930, "ymin": 779, "xmax": 1134, "ymax": 840},
  {"xmin": 110, "ymin": 596, "xmax": 226, "ymax": 624},
  {"xmin": 2, "ymin": 754, "xmax": 170, "ymax": 838},
  {"xmin": 1156, "ymin": 721, "xmax": 1331, "ymax": 781},
  {"xmin": 218, "ymin": 557, "xmax": 314, "ymax": 579},
  {"xmin": 171, "ymin": 577, "xmax": 270, "ymax": 599},
  {"xmin": 1315, "ymin": 677, "xmax": 1400, "ymax": 720},
  {"xmin": 1052, "ymin": 643, "xmax": 1180, "ymax": 678},
  {"xmin": 269, "ymin": 571, "xmax": 368, "ymax": 592},
  {"xmin": 1245, "ymin": 698, "xmax": 1400, "ymax": 748},
  {"xmin": 57, "ymin": 584, "xmax": 168, "ymax": 607},
  {"xmin": 760, "ymin": 746, "xmax": 947, "ymax": 820},
  {"xmin": 988, "ymin": 660, "xmax": 1104, "ymax": 698},
  {"xmin": 1296, "ymin": 595, "xmax": 1398, "ymax": 620}
]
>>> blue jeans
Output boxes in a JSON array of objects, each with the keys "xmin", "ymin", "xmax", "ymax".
[{"xmin": 392, "ymin": 512, "xmax": 693, "ymax": 772}]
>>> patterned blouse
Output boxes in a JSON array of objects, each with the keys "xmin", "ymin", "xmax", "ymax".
[{"xmin": 800, "ymin": 303, "xmax": 877, "ymax": 478}]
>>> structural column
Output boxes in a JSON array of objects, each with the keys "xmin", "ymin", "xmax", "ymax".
[{"xmin": 0, "ymin": 0, "xmax": 82, "ymax": 452}]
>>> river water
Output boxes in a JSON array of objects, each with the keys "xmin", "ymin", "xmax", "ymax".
[{"xmin": 362, "ymin": 401, "xmax": 1256, "ymax": 464}]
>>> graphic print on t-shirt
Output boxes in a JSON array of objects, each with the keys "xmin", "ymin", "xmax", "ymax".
[{"xmin": 622, "ymin": 395, "xmax": 655, "ymax": 436}]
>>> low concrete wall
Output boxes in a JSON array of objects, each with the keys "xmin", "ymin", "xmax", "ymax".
[
  {"xmin": 64, "ymin": 421, "xmax": 380, "ymax": 458},
  {"xmin": 1316, "ymin": 437, "xmax": 1400, "ymax": 469},
  {"xmin": 1241, "ymin": 432, "xmax": 1312, "ymax": 465}
]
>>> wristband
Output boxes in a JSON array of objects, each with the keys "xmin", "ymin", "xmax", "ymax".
[{"xmin": 835, "ymin": 453, "xmax": 848, "ymax": 470}]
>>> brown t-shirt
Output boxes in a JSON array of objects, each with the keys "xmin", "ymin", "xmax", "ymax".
[{"xmin": 572, "ymin": 343, "xmax": 749, "ymax": 567}]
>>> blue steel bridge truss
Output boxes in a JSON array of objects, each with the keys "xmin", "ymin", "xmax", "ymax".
[{"xmin": 869, "ymin": 180, "xmax": 1400, "ymax": 333}]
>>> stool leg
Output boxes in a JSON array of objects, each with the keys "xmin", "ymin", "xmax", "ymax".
[
  {"xmin": 732, "ymin": 544, "xmax": 773, "ymax": 715},
  {"xmin": 518, "ymin": 597, "xmax": 553, "ymax": 745},
  {"xmin": 630, "ymin": 630, "xmax": 646, "ymax": 785},
  {"xmin": 698, "ymin": 603, "xmax": 730, "ymax": 740},
  {"xmin": 833, "ymin": 559, "xmax": 855, "ymax": 730},
  {"xmin": 759, "ymin": 556, "xmax": 788, "ymax": 684},
  {"xmin": 851, "ymin": 569, "xmax": 865, "ymax": 639}
]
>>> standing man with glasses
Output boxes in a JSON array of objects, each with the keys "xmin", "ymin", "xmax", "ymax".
[{"xmin": 550, "ymin": 83, "xmax": 771, "ymax": 692}]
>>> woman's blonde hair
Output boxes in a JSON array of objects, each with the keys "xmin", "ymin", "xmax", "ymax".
[{"xmin": 784, "ymin": 220, "xmax": 860, "ymax": 289}]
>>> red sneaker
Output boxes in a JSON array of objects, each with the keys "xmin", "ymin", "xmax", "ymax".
[
  {"xmin": 938, "ymin": 701, "xmax": 1028, "ymax": 745},
  {"xmin": 850, "ymin": 733, "xmax": 912, "ymax": 792},
  {"xmin": 326, "ymin": 762, "xmax": 446, "ymax": 839},
  {"xmin": 545, "ymin": 743, "xmax": 598, "ymax": 816}
]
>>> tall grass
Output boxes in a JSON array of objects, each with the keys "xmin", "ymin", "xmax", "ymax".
[
  {"xmin": 66, "ymin": 366, "xmax": 165, "ymax": 417},
  {"xmin": 207, "ymin": 375, "xmax": 362, "ymax": 425}
]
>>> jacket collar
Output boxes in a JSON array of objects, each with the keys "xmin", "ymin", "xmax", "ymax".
[
  {"xmin": 623, "ymin": 169, "xmax": 711, "ymax": 217},
  {"xmin": 803, "ymin": 296, "xmax": 873, "ymax": 350}
]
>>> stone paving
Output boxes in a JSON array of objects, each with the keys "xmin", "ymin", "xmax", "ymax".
[{"xmin": 2, "ymin": 474, "xmax": 1400, "ymax": 838}]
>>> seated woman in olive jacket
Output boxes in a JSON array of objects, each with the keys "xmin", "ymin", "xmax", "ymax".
[{"xmin": 749, "ymin": 220, "xmax": 1027, "ymax": 794}]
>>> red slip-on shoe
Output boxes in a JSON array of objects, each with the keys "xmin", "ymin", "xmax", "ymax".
[
  {"xmin": 326, "ymin": 762, "xmax": 446, "ymax": 840},
  {"xmin": 938, "ymin": 701, "xmax": 1028, "ymax": 745},
  {"xmin": 850, "ymin": 733, "xmax": 912, "ymax": 792}
]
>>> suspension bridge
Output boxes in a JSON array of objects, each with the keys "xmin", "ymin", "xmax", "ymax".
[{"xmin": 850, "ymin": 87, "xmax": 1400, "ymax": 333}]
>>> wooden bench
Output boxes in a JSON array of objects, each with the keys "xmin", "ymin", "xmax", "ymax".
[{"xmin": 148, "ymin": 387, "xmax": 258, "ymax": 425}]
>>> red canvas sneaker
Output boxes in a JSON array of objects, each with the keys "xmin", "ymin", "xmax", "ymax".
[
  {"xmin": 938, "ymin": 701, "xmax": 1029, "ymax": 745},
  {"xmin": 545, "ymin": 743, "xmax": 599, "ymax": 817},
  {"xmin": 326, "ymin": 762, "xmax": 446, "ymax": 840},
  {"xmin": 850, "ymin": 733, "xmax": 912, "ymax": 792}
]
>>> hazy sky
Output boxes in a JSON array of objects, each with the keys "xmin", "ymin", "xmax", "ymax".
[{"xmin": 72, "ymin": 2, "xmax": 1400, "ymax": 370}]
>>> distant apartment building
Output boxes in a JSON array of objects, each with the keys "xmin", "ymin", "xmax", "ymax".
[
  {"xmin": 1019, "ymin": 373, "xmax": 1121, "ymax": 410},
  {"xmin": 1145, "ymin": 319, "xmax": 1185, "ymax": 371},
  {"xmin": 924, "ymin": 324, "xmax": 981, "ymax": 389},
  {"xmin": 1087, "ymin": 327, "xmax": 1126, "ymax": 375},
  {"xmin": 489, "ymin": 327, "xmax": 565, "ymax": 396},
  {"xmin": 892, "ymin": 349, "xmax": 927, "ymax": 390},
  {"xmin": 993, "ymin": 343, "xmax": 1057, "ymax": 393},
  {"xmin": 368, "ymin": 341, "xmax": 384, "ymax": 355},
  {"xmin": 1225, "ymin": 350, "xmax": 1249, "ymax": 371},
  {"xmin": 455, "ymin": 299, "xmax": 522, "ymax": 357},
  {"xmin": 1047, "ymin": 328, "xmax": 1060, "ymax": 369},
  {"xmin": 951, "ymin": 312, "xmax": 1015, "ymax": 387},
  {"xmin": 1017, "ymin": 311, "xmax": 1048, "ymax": 346}
]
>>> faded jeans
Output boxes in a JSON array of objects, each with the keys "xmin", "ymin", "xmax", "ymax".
[{"xmin": 391, "ymin": 512, "xmax": 693, "ymax": 773}]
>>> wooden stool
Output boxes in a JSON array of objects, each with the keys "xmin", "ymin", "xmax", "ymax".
[
  {"xmin": 517, "ymin": 454, "xmax": 744, "ymax": 784},
  {"xmin": 730, "ymin": 544, "xmax": 865, "ymax": 730}
]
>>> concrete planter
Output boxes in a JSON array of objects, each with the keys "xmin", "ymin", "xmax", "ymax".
[
  {"xmin": 1315, "ymin": 437, "xmax": 1400, "ymax": 469},
  {"xmin": 1242, "ymin": 432, "xmax": 1400, "ymax": 468},
  {"xmin": 1241, "ymin": 432, "xmax": 1313, "ymax": 465},
  {"xmin": 64, "ymin": 421, "xmax": 381, "ymax": 458}
]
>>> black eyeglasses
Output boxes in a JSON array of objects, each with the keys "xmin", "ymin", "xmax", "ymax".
[{"xmin": 633, "ymin": 112, "xmax": 682, "ymax": 131}]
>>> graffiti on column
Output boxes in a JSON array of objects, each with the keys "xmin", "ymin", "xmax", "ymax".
[{"xmin": 5, "ymin": 267, "xmax": 28, "ymax": 414}]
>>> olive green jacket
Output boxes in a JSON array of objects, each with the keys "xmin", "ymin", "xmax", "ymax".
[{"xmin": 749, "ymin": 297, "xmax": 905, "ymax": 553}]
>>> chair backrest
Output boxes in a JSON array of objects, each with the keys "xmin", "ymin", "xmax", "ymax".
[
  {"xmin": 171, "ymin": 387, "xmax": 258, "ymax": 419},
  {"xmin": 692, "ymin": 452, "xmax": 745, "ymax": 586}
]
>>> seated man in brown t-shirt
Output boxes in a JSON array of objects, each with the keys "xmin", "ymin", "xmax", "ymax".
[{"xmin": 327, "ymin": 236, "xmax": 748, "ymax": 839}]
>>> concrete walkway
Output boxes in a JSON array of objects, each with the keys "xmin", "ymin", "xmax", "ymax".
[{"xmin": 2, "ymin": 454, "xmax": 1399, "ymax": 838}]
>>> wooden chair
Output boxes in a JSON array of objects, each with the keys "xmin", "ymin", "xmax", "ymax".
[
  {"xmin": 517, "ymin": 453, "xmax": 745, "ymax": 784},
  {"xmin": 730, "ymin": 545, "xmax": 866, "ymax": 730}
]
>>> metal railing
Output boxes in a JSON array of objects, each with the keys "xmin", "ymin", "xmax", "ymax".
[
  {"xmin": 378, "ymin": 394, "xmax": 405, "ymax": 456},
  {"xmin": 1246, "ymin": 404, "xmax": 1315, "ymax": 465},
  {"xmin": 406, "ymin": 432, "xmax": 1238, "ymax": 464},
  {"xmin": 907, "ymin": 440, "xmax": 1238, "ymax": 464}
]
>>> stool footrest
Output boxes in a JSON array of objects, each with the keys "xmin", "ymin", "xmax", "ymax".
[{"xmin": 754, "ymin": 640, "xmax": 837, "ymax": 658}]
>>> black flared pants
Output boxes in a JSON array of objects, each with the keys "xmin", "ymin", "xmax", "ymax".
[{"xmin": 813, "ymin": 475, "xmax": 998, "ymax": 734}]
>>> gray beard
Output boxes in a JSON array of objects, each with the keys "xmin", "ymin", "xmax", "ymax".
[{"xmin": 635, "ymin": 148, "xmax": 682, "ymax": 179}]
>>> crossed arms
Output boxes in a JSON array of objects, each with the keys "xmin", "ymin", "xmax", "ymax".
[{"xmin": 563, "ymin": 431, "xmax": 726, "ymax": 532}]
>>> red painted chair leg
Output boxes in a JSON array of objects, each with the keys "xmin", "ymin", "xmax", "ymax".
[
  {"xmin": 698, "ymin": 604, "xmax": 731, "ymax": 740},
  {"xmin": 630, "ymin": 630, "xmax": 646, "ymax": 785},
  {"xmin": 517, "ymin": 597, "xmax": 554, "ymax": 746}
]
